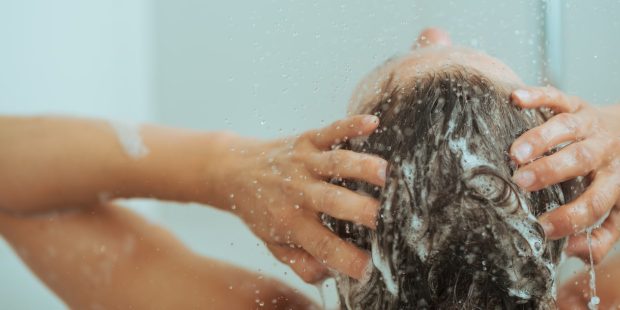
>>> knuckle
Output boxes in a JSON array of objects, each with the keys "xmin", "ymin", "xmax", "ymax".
[
  {"xmin": 330, "ymin": 120, "xmax": 345, "ymax": 134},
  {"xmin": 291, "ymin": 151, "xmax": 307, "ymax": 164},
  {"xmin": 567, "ymin": 203, "xmax": 588, "ymax": 231},
  {"xmin": 295, "ymin": 133, "xmax": 311, "ymax": 147},
  {"xmin": 277, "ymin": 207, "xmax": 296, "ymax": 224},
  {"xmin": 573, "ymin": 144, "xmax": 596, "ymax": 168},
  {"xmin": 547, "ymin": 86, "xmax": 561, "ymax": 99},
  {"xmin": 568, "ymin": 95, "xmax": 583, "ymax": 111},
  {"xmin": 321, "ymin": 187, "xmax": 340, "ymax": 209},
  {"xmin": 312, "ymin": 236, "xmax": 334, "ymax": 259},
  {"xmin": 360, "ymin": 157, "xmax": 378, "ymax": 175},
  {"xmin": 540, "ymin": 87, "xmax": 553, "ymax": 100},
  {"xmin": 280, "ymin": 181, "xmax": 298, "ymax": 197},
  {"xmin": 362, "ymin": 199, "xmax": 379, "ymax": 224},
  {"xmin": 556, "ymin": 113, "xmax": 579, "ymax": 131},
  {"xmin": 591, "ymin": 245, "xmax": 606, "ymax": 265},
  {"xmin": 330, "ymin": 150, "xmax": 348, "ymax": 167},
  {"xmin": 589, "ymin": 190, "xmax": 613, "ymax": 219},
  {"xmin": 525, "ymin": 127, "xmax": 547, "ymax": 146},
  {"xmin": 532, "ymin": 157, "xmax": 552, "ymax": 178}
]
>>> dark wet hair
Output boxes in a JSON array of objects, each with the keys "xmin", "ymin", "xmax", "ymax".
[{"xmin": 323, "ymin": 66, "xmax": 585, "ymax": 309}]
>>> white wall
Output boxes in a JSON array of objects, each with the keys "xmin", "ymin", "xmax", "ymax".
[
  {"xmin": 0, "ymin": 1, "xmax": 152, "ymax": 308},
  {"xmin": 152, "ymin": 0, "xmax": 545, "ymax": 135},
  {"xmin": 0, "ymin": 1, "xmax": 152, "ymax": 121},
  {"xmin": 563, "ymin": 0, "xmax": 620, "ymax": 105}
]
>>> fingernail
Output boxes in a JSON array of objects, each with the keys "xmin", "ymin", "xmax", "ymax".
[
  {"xmin": 512, "ymin": 142, "xmax": 533, "ymax": 162},
  {"xmin": 513, "ymin": 89, "xmax": 531, "ymax": 102},
  {"xmin": 539, "ymin": 216, "xmax": 555, "ymax": 237},
  {"xmin": 364, "ymin": 115, "xmax": 379, "ymax": 125},
  {"xmin": 377, "ymin": 164, "xmax": 387, "ymax": 183},
  {"xmin": 513, "ymin": 170, "xmax": 536, "ymax": 188}
]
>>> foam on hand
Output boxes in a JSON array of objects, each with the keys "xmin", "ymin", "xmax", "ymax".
[{"xmin": 108, "ymin": 121, "xmax": 149, "ymax": 159}]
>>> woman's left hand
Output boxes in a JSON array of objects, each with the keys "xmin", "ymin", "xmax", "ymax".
[{"xmin": 509, "ymin": 86, "xmax": 620, "ymax": 263}]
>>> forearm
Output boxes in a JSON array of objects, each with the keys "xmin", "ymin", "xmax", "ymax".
[
  {"xmin": 0, "ymin": 116, "xmax": 233, "ymax": 213},
  {"xmin": 0, "ymin": 203, "xmax": 314, "ymax": 309}
]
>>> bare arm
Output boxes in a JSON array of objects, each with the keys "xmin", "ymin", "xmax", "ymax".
[
  {"xmin": 0, "ymin": 203, "xmax": 315, "ymax": 309},
  {"xmin": 0, "ymin": 116, "xmax": 232, "ymax": 213},
  {"xmin": 0, "ymin": 115, "xmax": 387, "ymax": 281}
]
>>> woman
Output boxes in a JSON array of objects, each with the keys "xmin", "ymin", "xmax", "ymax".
[
  {"xmin": 1, "ymin": 28, "xmax": 619, "ymax": 309},
  {"xmin": 324, "ymin": 28, "xmax": 620, "ymax": 309}
]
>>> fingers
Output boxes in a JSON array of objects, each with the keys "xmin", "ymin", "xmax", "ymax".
[
  {"xmin": 292, "ymin": 215, "xmax": 371, "ymax": 280},
  {"xmin": 539, "ymin": 172, "xmax": 620, "ymax": 239},
  {"xmin": 304, "ymin": 181, "xmax": 379, "ymax": 229},
  {"xmin": 308, "ymin": 115, "xmax": 379, "ymax": 150},
  {"xmin": 413, "ymin": 27, "xmax": 452, "ymax": 49},
  {"xmin": 268, "ymin": 244, "xmax": 329, "ymax": 283},
  {"xmin": 512, "ymin": 86, "xmax": 583, "ymax": 113},
  {"xmin": 510, "ymin": 111, "xmax": 594, "ymax": 163},
  {"xmin": 565, "ymin": 207, "xmax": 620, "ymax": 264},
  {"xmin": 513, "ymin": 138, "xmax": 606, "ymax": 191},
  {"xmin": 306, "ymin": 149, "xmax": 387, "ymax": 187}
]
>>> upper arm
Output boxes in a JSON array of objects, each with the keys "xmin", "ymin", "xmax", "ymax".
[{"xmin": 0, "ymin": 203, "xmax": 315, "ymax": 309}]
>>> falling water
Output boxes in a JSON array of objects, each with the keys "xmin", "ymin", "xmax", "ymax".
[
  {"xmin": 315, "ymin": 277, "xmax": 340, "ymax": 310},
  {"xmin": 586, "ymin": 229, "xmax": 599, "ymax": 310}
]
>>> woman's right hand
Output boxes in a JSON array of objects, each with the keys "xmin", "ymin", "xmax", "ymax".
[{"xmin": 215, "ymin": 115, "xmax": 386, "ymax": 283}]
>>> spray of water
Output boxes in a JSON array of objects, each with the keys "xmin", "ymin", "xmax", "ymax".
[{"xmin": 586, "ymin": 228, "xmax": 599, "ymax": 310}]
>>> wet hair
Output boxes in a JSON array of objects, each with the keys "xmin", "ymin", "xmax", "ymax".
[{"xmin": 323, "ymin": 66, "xmax": 586, "ymax": 309}]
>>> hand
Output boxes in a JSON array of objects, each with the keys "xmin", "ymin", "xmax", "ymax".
[
  {"xmin": 557, "ymin": 253, "xmax": 620, "ymax": 309},
  {"xmin": 218, "ymin": 115, "xmax": 386, "ymax": 282},
  {"xmin": 509, "ymin": 86, "xmax": 620, "ymax": 263}
]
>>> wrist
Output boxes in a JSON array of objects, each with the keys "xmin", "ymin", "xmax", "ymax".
[{"xmin": 125, "ymin": 125, "xmax": 235, "ymax": 207}]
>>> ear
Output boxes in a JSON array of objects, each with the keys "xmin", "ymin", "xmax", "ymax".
[{"xmin": 413, "ymin": 27, "xmax": 452, "ymax": 49}]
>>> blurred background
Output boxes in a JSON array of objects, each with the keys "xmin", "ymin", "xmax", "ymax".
[{"xmin": 1, "ymin": 0, "xmax": 619, "ymax": 308}]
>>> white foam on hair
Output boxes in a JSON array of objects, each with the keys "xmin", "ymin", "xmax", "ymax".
[
  {"xmin": 400, "ymin": 161, "xmax": 430, "ymax": 261},
  {"xmin": 371, "ymin": 235, "xmax": 398, "ymax": 296},
  {"xmin": 109, "ymin": 120, "xmax": 149, "ymax": 159},
  {"xmin": 336, "ymin": 263, "xmax": 374, "ymax": 310},
  {"xmin": 446, "ymin": 132, "xmax": 559, "ymax": 301},
  {"xmin": 448, "ymin": 137, "xmax": 489, "ymax": 170}
]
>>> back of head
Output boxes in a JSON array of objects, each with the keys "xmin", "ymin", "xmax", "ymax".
[{"xmin": 323, "ymin": 66, "xmax": 585, "ymax": 309}]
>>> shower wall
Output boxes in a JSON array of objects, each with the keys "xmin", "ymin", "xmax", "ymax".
[{"xmin": 0, "ymin": 0, "xmax": 152, "ymax": 308}]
